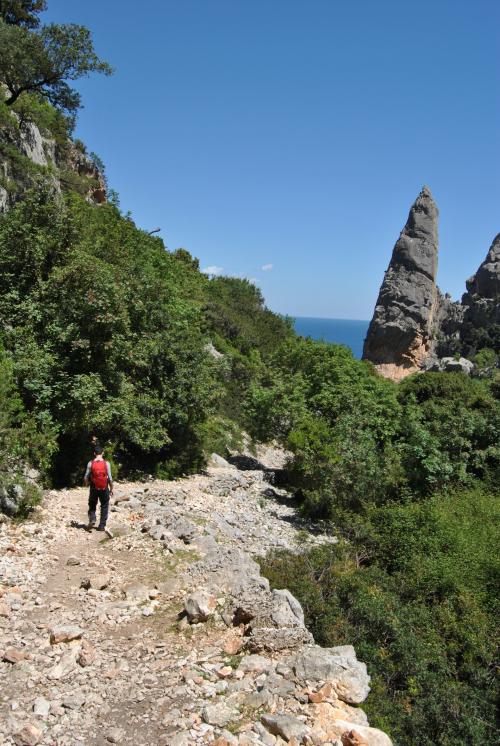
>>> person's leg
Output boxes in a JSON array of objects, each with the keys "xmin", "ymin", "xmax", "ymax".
[
  {"xmin": 97, "ymin": 488, "xmax": 110, "ymax": 529},
  {"xmin": 88, "ymin": 487, "xmax": 98, "ymax": 528}
]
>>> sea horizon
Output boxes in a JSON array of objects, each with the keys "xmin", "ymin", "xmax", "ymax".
[{"xmin": 293, "ymin": 316, "xmax": 370, "ymax": 359}]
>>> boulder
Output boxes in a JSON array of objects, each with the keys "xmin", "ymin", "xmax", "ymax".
[
  {"xmin": 431, "ymin": 356, "xmax": 474, "ymax": 374},
  {"xmin": 184, "ymin": 590, "xmax": 217, "ymax": 622},
  {"xmin": 208, "ymin": 453, "xmax": 234, "ymax": 468},
  {"xmin": 332, "ymin": 720, "xmax": 393, "ymax": 746},
  {"xmin": 247, "ymin": 625, "xmax": 313, "ymax": 653},
  {"xmin": 261, "ymin": 713, "xmax": 309, "ymax": 741},
  {"xmin": 290, "ymin": 645, "xmax": 370, "ymax": 704}
]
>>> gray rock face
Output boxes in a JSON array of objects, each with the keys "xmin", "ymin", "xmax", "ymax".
[
  {"xmin": 429, "ymin": 356, "xmax": 474, "ymax": 374},
  {"xmin": 466, "ymin": 234, "xmax": 500, "ymax": 298},
  {"xmin": 261, "ymin": 712, "xmax": 308, "ymax": 740},
  {"xmin": 460, "ymin": 234, "xmax": 500, "ymax": 357},
  {"xmin": 290, "ymin": 644, "xmax": 371, "ymax": 704},
  {"xmin": 363, "ymin": 186, "xmax": 441, "ymax": 379}
]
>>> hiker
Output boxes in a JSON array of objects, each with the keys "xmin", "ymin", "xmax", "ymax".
[{"xmin": 84, "ymin": 445, "xmax": 113, "ymax": 536}]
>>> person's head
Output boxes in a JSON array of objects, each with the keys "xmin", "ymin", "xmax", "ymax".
[{"xmin": 94, "ymin": 445, "xmax": 103, "ymax": 456}]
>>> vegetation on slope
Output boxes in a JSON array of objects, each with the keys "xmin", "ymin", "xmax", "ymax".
[
  {"xmin": 253, "ymin": 341, "xmax": 499, "ymax": 745},
  {"xmin": 1, "ymin": 4, "xmax": 498, "ymax": 744}
]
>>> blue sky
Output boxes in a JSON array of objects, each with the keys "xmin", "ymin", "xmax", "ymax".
[{"xmin": 44, "ymin": 1, "xmax": 499, "ymax": 319}]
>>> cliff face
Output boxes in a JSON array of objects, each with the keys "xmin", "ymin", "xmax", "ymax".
[
  {"xmin": 0, "ymin": 110, "xmax": 106, "ymax": 212},
  {"xmin": 362, "ymin": 186, "xmax": 441, "ymax": 380},
  {"xmin": 364, "ymin": 189, "xmax": 499, "ymax": 379}
]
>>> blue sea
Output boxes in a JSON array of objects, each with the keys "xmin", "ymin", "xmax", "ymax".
[{"xmin": 293, "ymin": 317, "xmax": 370, "ymax": 359}]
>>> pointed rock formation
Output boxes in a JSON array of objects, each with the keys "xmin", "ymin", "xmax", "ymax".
[{"xmin": 363, "ymin": 186, "xmax": 442, "ymax": 380}]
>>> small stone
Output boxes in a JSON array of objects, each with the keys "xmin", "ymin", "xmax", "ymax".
[
  {"xmin": 238, "ymin": 654, "xmax": 273, "ymax": 674},
  {"xmin": 124, "ymin": 584, "xmax": 150, "ymax": 603},
  {"xmin": 341, "ymin": 731, "xmax": 369, "ymax": 746},
  {"xmin": 77, "ymin": 639, "xmax": 96, "ymax": 667},
  {"xmin": 81, "ymin": 574, "xmax": 110, "ymax": 591},
  {"xmin": 33, "ymin": 697, "xmax": 50, "ymax": 718},
  {"xmin": 106, "ymin": 726, "xmax": 125, "ymax": 743},
  {"xmin": 217, "ymin": 665, "xmax": 233, "ymax": 678},
  {"xmin": 309, "ymin": 682, "xmax": 337, "ymax": 704},
  {"xmin": 63, "ymin": 692, "xmax": 86, "ymax": 710},
  {"xmin": 66, "ymin": 556, "xmax": 80, "ymax": 566},
  {"xmin": 50, "ymin": 625, "xmax": 84, "ymax": 644},
  {"xmin": 48, "ymin": 648, "xmax": 79, "ymax": 680},
  {"xmin": 14, "ymin": 724, "xmax": 42, "ymax": 746},
  {"xmin": 202, "ymin": 702, "xmax": 234, "ymax": 727},
  {"xmin": 224, "ymin": 637, "xmax": 243, "ymax": 655},
  {"xmin": 2, "ymin": 647, "xmax": 26, "ymax": 663},
  {"xmin": 0, "ymin": 602, "xmax": 11, "ymax": 617}
]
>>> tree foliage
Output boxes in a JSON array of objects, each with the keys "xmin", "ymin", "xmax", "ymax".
[
  {"xmin": 0, "ymin": 0, "xmax": 46, "ymax": 28},
  {"xmin": 0, "ymin": 188, "xmax": 219, "ymax": 483},
  {"xmin": 0, "ymin": 20, "xmax": 112, "ymax": 112}
]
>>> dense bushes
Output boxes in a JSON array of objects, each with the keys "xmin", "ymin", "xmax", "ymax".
[
  {"xmin": 261, "ymin": 489, "xmax": 499, "ymax": 745},
  {"xmin": 0, "ymin": 344, "xmax": 56, "ymax": 514},
  {"xmin": 252, "ymin": 340, "xmax": 500, "ymax": 744},
  {"xmin": 247, "ymin": 340, "xmax": 500, "ymax": 517},
  {"xmin": 0, "ymin": 187, "xmax": 294, "ymax": 485},
  {"xmin": 0, "ymin": 188, "xmax": 219, "ymax": 483}
]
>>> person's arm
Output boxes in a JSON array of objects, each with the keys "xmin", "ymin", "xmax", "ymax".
[
  {"xmin": 83, "ymin": 461, "xmax": 91, "ymax": 486},
  {"xmin": 107, "ymin": 461, "xmax": 113, "ymax": 494}
]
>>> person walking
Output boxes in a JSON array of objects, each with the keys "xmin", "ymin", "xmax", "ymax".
[{"xmin": 84, "ymin": 445, "xmax": 113, "ymax": 537}]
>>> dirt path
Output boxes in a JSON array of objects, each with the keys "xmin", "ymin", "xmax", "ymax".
[
  {"xmin": 0, "ymin": 465, "xmax": 391, "ymax": 746},
  {"xmin": 1, "ymin": 485, "xmax": 197, "ymax": 745}
]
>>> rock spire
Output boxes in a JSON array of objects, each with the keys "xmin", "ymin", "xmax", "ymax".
[{"xmin": 363, "ymin": 186, "xmax": 441, "ymax": 380}]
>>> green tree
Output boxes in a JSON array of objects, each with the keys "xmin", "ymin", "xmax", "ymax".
[
  {"xmin": 0, "ymin": 0, "xmax": 46, "ymax": 28},
  {"xmin": 0, "ymin": 19, "xmax": 112, "ymax": 112}
]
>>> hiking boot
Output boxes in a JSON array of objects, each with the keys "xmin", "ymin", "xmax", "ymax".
[
  {"xmin": 86, "ymin": 521, "xmax": 95, "ymax": 532},
  {"xmin": 96, "ymin": 526, "xmax": 113, "ymax": 539}
]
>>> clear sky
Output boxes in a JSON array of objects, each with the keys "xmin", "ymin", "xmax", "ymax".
[{"xmin": 43, "ymin": 0, "xmax": 499, "ymax": 320}]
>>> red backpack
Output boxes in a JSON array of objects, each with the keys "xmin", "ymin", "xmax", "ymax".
[{"xmin": 90, "ymin": 459, "xmax": 108, "ymax": 490}]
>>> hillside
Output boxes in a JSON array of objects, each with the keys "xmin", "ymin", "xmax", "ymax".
[{"xmin": 1, "ymin": 4, "xmax": 499, "ymax": 746}]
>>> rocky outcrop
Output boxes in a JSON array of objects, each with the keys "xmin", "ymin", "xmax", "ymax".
[
  {"xmin": 363, "ymin": 188, "xmax": 499, "ymax": 379},
  {"xmin": 0, "ymin": 110, "xmax": 106, "ymax": 212},
  {"xmin": 460, "ymin": 234, "xmax": 500, "ymax": 356},
  {"xmin": 363, "ymin": 186, "xmax": 442, "ymax": 380}
]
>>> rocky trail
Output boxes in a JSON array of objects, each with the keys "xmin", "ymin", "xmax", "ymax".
[{"xmin": 0, "ymin": 454, "xmax": 392, "ymax": 746}]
